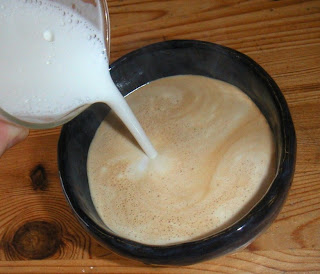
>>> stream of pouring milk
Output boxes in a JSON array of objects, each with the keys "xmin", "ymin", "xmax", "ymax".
[{"xmin": 0, "ymin": 0, "xmax": 157, "ymax": 158}]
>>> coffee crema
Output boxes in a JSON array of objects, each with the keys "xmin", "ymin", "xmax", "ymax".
[{"xmin": 87, "ymin": 75, "xmax": 276, "ymax": 245}]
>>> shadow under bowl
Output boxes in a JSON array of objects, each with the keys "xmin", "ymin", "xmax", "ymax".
[{"xmin": 58, "ymin": 40, "xmax": 296, "ymax": 266}]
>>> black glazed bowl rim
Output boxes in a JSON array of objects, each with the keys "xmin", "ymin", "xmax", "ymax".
[{"xmin": 58, "ymin": 40, "xmax": 296, "ymax": 265}]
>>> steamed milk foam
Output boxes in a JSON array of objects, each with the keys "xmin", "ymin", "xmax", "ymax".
[
  {"xmin": 88, "ymin": 75, "xmax": 276, "ymax": 245},
  {"xmin": 0, "ymin": 0, "xmax": 156, "ymax": 158}
]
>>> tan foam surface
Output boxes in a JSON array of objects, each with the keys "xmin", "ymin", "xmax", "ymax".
[{"xmin": 87, "ymin": 75, "xmax": 276, "ymax": 245}]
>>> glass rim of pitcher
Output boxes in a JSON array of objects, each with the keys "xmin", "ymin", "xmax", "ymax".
[
  {"xmin": 0, "ymin": 106, "xmax": 89, "ymax": 129},
  {"xmin": 0, "ymin": 0, "xmax": 111, "ymax": 129},
  {"xmin": 101, "ymin": 0, "xmax": 111, "ymax": 61}
]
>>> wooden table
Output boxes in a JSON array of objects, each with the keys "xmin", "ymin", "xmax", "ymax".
[{"xmin": 0, "ymin": 0, "xmax": 319, "ymax": 272}]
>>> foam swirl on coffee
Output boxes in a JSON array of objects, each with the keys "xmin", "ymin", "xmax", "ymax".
[{"xmin": 87, "ymin": 75, "xmax": 276, "ymax": 245}]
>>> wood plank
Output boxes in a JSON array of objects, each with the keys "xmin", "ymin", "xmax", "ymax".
[{"xmin": 0, "ymin": 250, "xmax": 319, "ymax": 273}]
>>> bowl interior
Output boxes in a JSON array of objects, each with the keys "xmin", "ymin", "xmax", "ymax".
[{"xmin": 58, "ymin": 40, "xmax": 296, "ymax": 264}]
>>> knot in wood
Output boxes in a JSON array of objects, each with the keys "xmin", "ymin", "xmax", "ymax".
[
  {"xmin": 12, "ymin": 221, "xmax": 62, "ymax": 260},
  {"xmin": 30, "ymin": 165, "xmax": 48, "ymax": 191}
]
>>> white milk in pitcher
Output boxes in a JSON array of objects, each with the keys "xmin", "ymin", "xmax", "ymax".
[{"xmin": 0, "ymin": 0, "xmax": 157, "ymax": 158}]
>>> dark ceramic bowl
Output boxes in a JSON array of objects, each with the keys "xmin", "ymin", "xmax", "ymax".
[{"xmin": 58, "ymin": 40, "xmax": 296, "ymax": 265}]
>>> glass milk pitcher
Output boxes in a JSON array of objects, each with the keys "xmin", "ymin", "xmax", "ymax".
[{"xmin": 0, "ymin": 0, "xmax": 110, "ymax": 129}]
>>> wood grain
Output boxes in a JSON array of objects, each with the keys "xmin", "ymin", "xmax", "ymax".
[{"xmin": 0, "ymin": 0, "xmax": 319, "ymax": 272}]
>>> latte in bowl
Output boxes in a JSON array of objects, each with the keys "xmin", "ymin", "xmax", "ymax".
[
  {"xmin": 58, "ymin": 40, "xmax": 296, "ymax": 265},
  {"xmin": 87, "ymin": 75, "xmax": 276, "ymax": 245}
]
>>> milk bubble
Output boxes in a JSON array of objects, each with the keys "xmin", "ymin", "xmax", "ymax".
[{"xmin": 43, "ymin": 30, "xmax": 54, "ymax": 42}]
